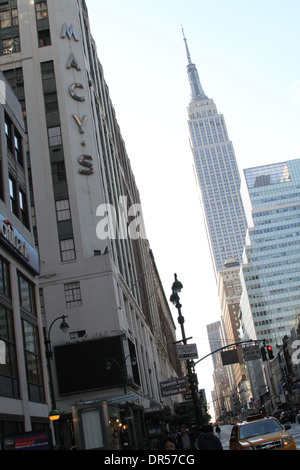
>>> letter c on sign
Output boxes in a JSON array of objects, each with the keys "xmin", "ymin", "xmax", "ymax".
[{"xmin": 69, "ymin": 83, "xmax": 85, "ymax": 102}]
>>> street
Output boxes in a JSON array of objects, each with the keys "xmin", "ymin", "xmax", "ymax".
[{"xmin": 217, "ymin": 422, "xmax": 300, "ymax": 450}]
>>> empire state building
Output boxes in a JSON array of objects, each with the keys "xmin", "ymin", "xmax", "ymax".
[{"xmin": 183, "ymin": 30, "xmax": 247, "ymax": 280}]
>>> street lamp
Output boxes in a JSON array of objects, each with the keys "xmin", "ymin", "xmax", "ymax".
[
  {"xmin": 44, "ymin": 315, "xmax": 70, "ymax": 447},
  {"xmin": 104, "ymin": 354, "xmax": 137, "ymax": 394},
  {"xmin": 170, "ymin": 273, "xmax": 202, "ymax": 429}
]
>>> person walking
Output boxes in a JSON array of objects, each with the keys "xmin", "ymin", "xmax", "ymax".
[
  {"xmin": 215, "ymin": 424, "xmax": 221, "ymax": 440},
  {"xmin": 177, "ymin": 425, "xmax": 195, "ymax": 450},
  {"xmin": 196, "ymin": 425, "xmax": 223, "ymax": 450}
]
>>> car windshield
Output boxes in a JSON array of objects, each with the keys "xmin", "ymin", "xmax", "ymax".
[{"xmin": 239, "ymin": 419, "xmax": 283, "ymax": 440}]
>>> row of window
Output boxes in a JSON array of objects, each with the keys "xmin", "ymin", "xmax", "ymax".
[
  {"xmin": 0, "ymin": 1, "xmax": 51, "ymax": 56},
  {"xmin": 2, "ymin": 112, "xmax": 29, "ymax": 228},
  {"xmin": 0, "ymin": 255, "xmax": 44, "ymax": 402},
  {"xmin": 40, "ymin": 60, "xmax": 76, "ymax": 263}
]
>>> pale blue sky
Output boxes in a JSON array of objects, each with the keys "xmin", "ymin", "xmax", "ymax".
[{"xmin": 86, "ymin": 0, "xmax": 300, "ymax": 412}]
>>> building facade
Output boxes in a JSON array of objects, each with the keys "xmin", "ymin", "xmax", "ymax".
[
  {"xmin": 0, "ymin": 0, "xmax": 182, "ymax": 449},
  {"xmin": 240, "ymin": 160, "xmax": 300, "ymax": 346},
  {"xmin": 239, "ymin": 159, "xmax": 300, "ymax": 405},
  {"xmin": 0, "ymin": 71, "xmax": 49, "ymax": 437},
  {"xmin": 206, "ymin": 320, "xmax": 232, "ymax": 419},
  {"xmin": 183, "ymin": 31, "xmax": 247, "ymax": 280},
  {"xmin": 217, "ymin": 258, "xmax": 251, "ymax": 413}
]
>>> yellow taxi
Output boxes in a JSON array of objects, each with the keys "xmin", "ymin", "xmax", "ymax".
[{"xmin": 229, "ymin": 414, "xmax": 296, "ymax": 450}]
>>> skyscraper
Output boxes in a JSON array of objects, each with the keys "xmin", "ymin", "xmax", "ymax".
[
  {"xmin": 240, "ymin": 159, "xmax": 300, "ymax": 346},
  {"xmin": 183, "ymin": 30, "xmax": 247, "ymax": 280}
]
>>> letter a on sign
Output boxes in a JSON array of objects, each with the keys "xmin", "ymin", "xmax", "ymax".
[{"xmin": 66, "ymin": 53, "xmax": 81, "ymax": 71}]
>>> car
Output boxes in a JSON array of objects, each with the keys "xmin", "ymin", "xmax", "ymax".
[
  {"xmin": 272, "ymin": 409, "xmax": 285, "ymax": 419},
  {"xmin": 229, "ymin": 415, "xmax": 296, "ymax": 450},
  {"xmin": 279, "ymin": 411, "xmax": 296, "ymax": 424}
]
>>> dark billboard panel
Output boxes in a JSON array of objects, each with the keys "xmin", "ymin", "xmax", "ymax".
[{"xmin": 55, "ymin": 336, "xmax": 140, "ymax": 395}]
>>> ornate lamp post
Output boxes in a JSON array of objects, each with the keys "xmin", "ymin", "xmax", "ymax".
[
  {"xmin": 44, "ymin": 315, "xmax": 70, "ymax": 447},
  {"xmin": 104, "ymin": 354, "xmax": 137, "ymax": 394},
  {"xmin": 170, "ymin": 273, "xmax": 202, "ymax": 429}
]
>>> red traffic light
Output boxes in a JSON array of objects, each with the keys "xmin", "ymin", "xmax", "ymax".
[{"xmin": 267, "ymin": 345, "xmax": 274, "ymax": 359}]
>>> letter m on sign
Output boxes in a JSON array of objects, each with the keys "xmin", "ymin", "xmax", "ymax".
[{"xmin": 61, "ymin": 23, "xmax": 79, "ymax": 41}]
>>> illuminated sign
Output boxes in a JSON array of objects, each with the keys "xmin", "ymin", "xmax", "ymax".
[
  {"xmin": 2, "ymin": 430, "xmax": 52, "ymax": 450},
  {"xmin": 0, "ymin": 213, "xmax": 39, "ymax": 274},
  {"xmin": 61, "ymin": 22, "xmax": 95, "ymax": 175}
]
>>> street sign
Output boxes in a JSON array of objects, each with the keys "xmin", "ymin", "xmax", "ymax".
[
  {"xmin": 176, "ymin": 343, "xmax": 198, "ymax": 360},
  {"xmin": 160, "ymin": 377, "xmax": 188, "ymax": 397},
  {"xmin": 242, "ymin": 345, "xmax": 261, "ymax": 361}
]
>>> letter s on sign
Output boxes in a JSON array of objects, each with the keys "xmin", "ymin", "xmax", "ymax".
[{"xmin": 78, "ymin": 155, "xmax": 95, "ymax": 175}]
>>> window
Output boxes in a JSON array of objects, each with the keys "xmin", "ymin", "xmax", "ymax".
[
  {"xmin": 18, "ymin": 274, "xmax": 36, "ymax": 316},
  {"xmin": 5, "ymin": 115, "xmax": 12, "ymax": 152},
  {"xmin": 60, "ymin": 238, "xmax": 76, "ymax": 262},
  {"xmin": 38, "ymin": 29, "xmax": 51, "ymax": 47},
  {"xmin": 56, "ymin": 199, "xmax": 70, "ymax": 221},
  {"xmin": 44, "ymin": 92, "xmax": 58, "ymax": 112},
  {"xmin": 41, "ymin": 60, "xmax": 55, "ymax": 80},
  {"xmin": 0, "ymin": 5, "xmax": 20, "ymax": 56},
  {"xmin": 35, "ymin": 1, "xmax": 51, "ymax": 48},
  {"xmin": 0, "ymin": 257, "xmax": 10, "ymax": 298},
  {"xmin": 22, "ymin": 320, "xmax": 45, "ymax": 402},
  {"xmin": 14, "ymin": 130, "xmax": 23, "ymax": 166},
  {"xmin": 0, "ymin": 8, "xmax": 17, "ymax": 28},
  {"xmin": 19, "ymin": 189, "xmax": 28, "ymax": 227},
  {"xmin": 0, "ymin": 305, "xmax": 19, "ymax": 398},
  {"xmin": 48, "ymin": 126, "xmax": 62, "ymax": 147},
  {"xmin": 64, "ymin": 282, "xmax": 82, "ymax": 307},
  {"xmin": 35, "ymin": 1, "xmax": 48, "ymax": 20},
  {"xmin": 2, "ymin": 36, "xmax": 20, "ymax": 55},
  {"xmin": 51, "ymin": 161, "xmax": 66, "ymax": 183},
  {"xmin": 9, "ymin": 176, "xmax": 17, "ymax": 215},
  {"xmin": 0, "ymin": 10, "xmax": 10, "ymax": 28}
]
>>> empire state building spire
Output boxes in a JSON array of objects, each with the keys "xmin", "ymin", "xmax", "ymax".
[{"xmin": 182, "ymin": 27, "xmax": 207, "ymax": 101}]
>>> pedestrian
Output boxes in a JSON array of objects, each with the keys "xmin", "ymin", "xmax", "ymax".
[
  {"xmin": 177, "ymin": 424, "xmax": 195, "ymax": 450},
  {"xmin": 196, "ymin": 425, "xmax": 223, "ymax": 450},
  {"xmin": 215, "ymin": 424, "xmax": 221, "ymax": 439},
  {"xmin": 164, "ymin": 437, "xmax": 178, "ymax": 450}
]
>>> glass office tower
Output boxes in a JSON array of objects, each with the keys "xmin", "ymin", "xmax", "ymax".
[
  {"xmin": 240, "ymin": 159, "xmax": 300, "ymax": 346},
  {"xmin": 183, "ymin": 31, "xmax": 247, "ymax": 280}
]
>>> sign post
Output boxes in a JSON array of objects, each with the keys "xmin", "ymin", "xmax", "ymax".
[{"xmin": 176, "ymin": 343, "xmax": 198, "ymax": 361}]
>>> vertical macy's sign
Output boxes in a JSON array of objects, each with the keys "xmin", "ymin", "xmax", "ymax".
[{"xmin": 61, "ymin": 23, "xmax": 95, "ymax": 175}]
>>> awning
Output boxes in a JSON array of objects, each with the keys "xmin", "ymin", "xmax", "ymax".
[{"xmin": 104, "ymin": 392, "xmax": 143, "ymax": 404}]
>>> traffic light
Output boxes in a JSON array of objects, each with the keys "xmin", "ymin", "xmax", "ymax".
[
  {"xmin": 267, "ymin": 345, "xmax": 274, "ymax": 360},
  {"xmin": 188, "ymin": 373, "xmax": 198, "ymax": 390},
  {"xmin": 261, "ymin": 346, "xmax": 267, "ymax": 361}
]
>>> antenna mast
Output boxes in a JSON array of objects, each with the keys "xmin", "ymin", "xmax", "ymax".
[{"xmin": 182, "ymin": 26, "xmax": 192, "ymax": 65}]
